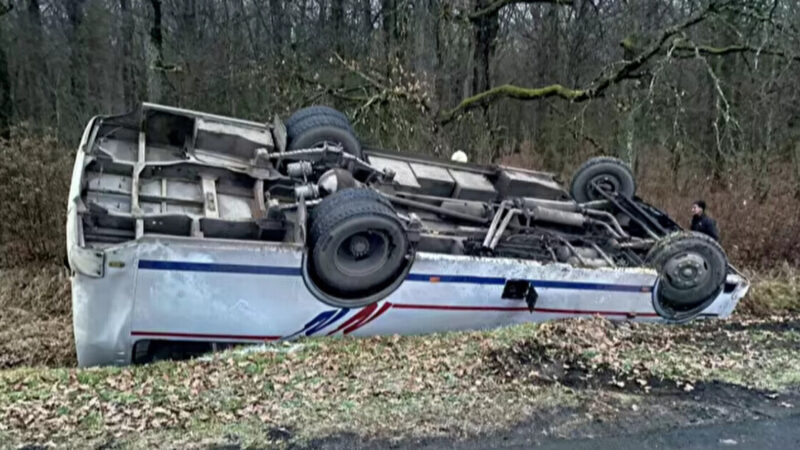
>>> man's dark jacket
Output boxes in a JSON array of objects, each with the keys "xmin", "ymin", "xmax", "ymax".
[{"xmin": 691, "ymin": 213, "xmax": 719, "ymax": 241}]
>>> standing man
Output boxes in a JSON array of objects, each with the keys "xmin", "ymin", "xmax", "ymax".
[{"xmin": 690, "ymin": 200, "xmax": 719, "ymax": 241}]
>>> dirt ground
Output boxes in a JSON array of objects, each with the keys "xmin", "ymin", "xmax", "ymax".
[
  {"xmin": 303, "ymin": 316, "xmax": 800, "ymax": 449},
  {"xmin": 1, "ymin": 313, "xmax": 799, "ymax": 449},
  {"xmin": 308, "ymin": 385, "xmax": 800, "ymax": 449}
]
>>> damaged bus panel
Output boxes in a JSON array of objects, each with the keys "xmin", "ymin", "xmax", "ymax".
[{"xmin": 67, "ymin": 103, "xmax": 749, "ymax": 366}]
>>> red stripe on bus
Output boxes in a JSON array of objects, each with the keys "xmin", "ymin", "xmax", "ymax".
[
  {"xmin": 342, "ymin": 301, "xmax": 392, "ymax": 334},
  {"xmin": 391, "ymin": 303, "xmax": 658, "ymax": 317},
  {"xmin": 391, "ymin": 303, "xmax": 530, "ymax": 312},
  {"xmin": 533, "ymin": 307, "xmax": 659, "ymax": 317}
]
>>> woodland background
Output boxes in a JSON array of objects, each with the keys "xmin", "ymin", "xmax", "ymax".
[
  {"xmin": 1, "ymin": 0, "xmax": 800, "ymax": 270},
  {"xmin": 0, "ymin": 0, "xmax": 798, "ymax": 370}
]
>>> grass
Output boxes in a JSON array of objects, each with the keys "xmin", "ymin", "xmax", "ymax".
[
  {"xmin": 0, "ymin": 262, "xmax": 798, "ymax": 448},
  {"xmin": 1, "ymin": 316, "xmax": 800, "ymax": 448},
  {"xmin": 740, "ymin": 264, "xmax": 800, "ymax": 315},
  {"xmin": 0, "ymin": 265, "xmax": 74, "ymax": 369},
  {"xmin": 0, "ymin": 332, "xmax": 569, "ymax": 448}
]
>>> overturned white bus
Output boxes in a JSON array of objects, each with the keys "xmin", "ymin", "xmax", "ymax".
[{"xmin": 67, "ymin": 103, "xmax": 749, "ymax": 366}]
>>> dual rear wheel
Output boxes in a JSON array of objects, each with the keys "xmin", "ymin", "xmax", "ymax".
[
  {"xmin": 286, "ymin": 107, "xmax": 411, "ymax": 306},
  {"xmin": 285, "ymin": 105, "xmax": 362, "ymax": 159},
  {"xmin": 305, "ymin": 188, "xmax": 413, "ymax": 308}
]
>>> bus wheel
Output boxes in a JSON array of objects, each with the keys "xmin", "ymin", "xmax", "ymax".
[
  {"xmin": 647, "ymin": 232, "xmax": 727, "ymax": 322},
  {"xmin": 286, "ymin": 107, "xmax": 362, "ymax": 159},
  {"xmin": 307, "ymin": 193, "xmax": 411, "ymax": 307},
  {"xmin": 570, "ymin": 156, "xmax": 636, "ymax": 203}
]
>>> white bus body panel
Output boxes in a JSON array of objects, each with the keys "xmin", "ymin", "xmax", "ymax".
[{"xmin": 72, "ymin": 237, "xmax": 748, "ymax": 366}]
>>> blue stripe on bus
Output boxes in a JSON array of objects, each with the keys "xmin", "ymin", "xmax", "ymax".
[
  {"xmin": 533, "ymin": 280, "xmax": 649, "ymax": 292},
  {"xmin": 406, "ymin": 273, "xmax": 648, "ymax": 292},
  {"xmin": 138, "ymin": 259, "xmax": 302, "ymax": 276},
  {"xmin": 405, "ymin": 273, "xmax": 507, "ymax": 284},
  {"xmin": 137, "ymin": 260, "xmax": 650, "ymax": 292}
]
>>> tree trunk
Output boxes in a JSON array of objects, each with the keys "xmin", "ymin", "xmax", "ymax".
[
  {"xmin": 362, "ymin": 0, "xmax": 372, "ymax": 33},
  {"xmin": 471, "ymin": 0, "xmax": 498, "ymax": 97},
  {"xmin": 65, "ymin": 0, "xmax": 87, "ymax": 113},
  {"xmin": 120, "ymin": 0, "xmax": 137, "ymax": 110},
  {"xmin": 470, "ymin": 0, "xmax": 500, "ymax": 161},
  {"xmin": 793, "ymin": 140, "xmax": 800, "ymax": 200},
  {"xmin": 268, "ymin": 0, "xmax": 286, "ymax": 55},
  {"xmin": 382, "ymin": 0, "xmax": 395, "ymax": 65},
  {"xmin": 0, "ymin": 29, "xmax": 10, "ymax": 139},
  {"xmin": 533, "ymin": 6, "xmax": 557, "ymax": 146},
  {"xmin": 22, "ymin": 0, "xmax": 43, "ymax": 122},
  {"xmin": 0, "ymin": 1, "xmax": 12, "ymax": 137},
  {"xmin": 709, "ymin": 58, "xmax": 727, "ymax": 189},
  {"xmin": 318, "ymin": 0, "xmax": 328, "ymax": 30},
  {"xmin": 332, "ymin": 0, "xmax": 344, "ymax": 55},
  {"xmin": 26, "ymin": 0, "xmax": 41, "ymax": 43},
  {"xmin": 431, "ymin": 0, "xmax": 444, "ymax": 110},
  {"xmin": 147, "ymin": 0, "xmax": 165, "ymax": 102}
]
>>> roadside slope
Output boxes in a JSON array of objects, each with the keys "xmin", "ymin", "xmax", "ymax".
[{"xmin": 1, "ymin": 316, "xmax": 799, "ymax": 448}]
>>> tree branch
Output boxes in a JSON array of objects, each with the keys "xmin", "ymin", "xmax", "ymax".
[
  {"xmin": 294, "ymin": 53, "xmax": 432, "ymax": 123},
  {"xmin": 719, "ymin": 4, "xmax": 800, "ymax": 38},
  {"xmin": 672, "ymin": 42, "xmax": 800, "ymax": 61},
  {"xmin": 468, "ymin": 0, "xmax": 572, "ymax": 21},
  {"xmin": 294, "ymin": 72, "xmax": 373, "ymax": 103},
  {"xmin": 440, "ymin": 84, "xmax": 586, "ymax": 123},
  {"xmin": 333, "ymin": 53, "xmax": 387, "ymax": 91},
  {"xmin": 440, "ymin": 2, "xmax": 718, "ymax": 124}
]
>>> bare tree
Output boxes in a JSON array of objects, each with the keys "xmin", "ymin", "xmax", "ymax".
[
  {"xmin": 0, "ymin": 0, "xmax": 797, "ymax": 202},
  {"xmin": 0, "ymin": 2, "xmax": 11, "ymax": 138},
  {"xmin": 119, "ymin": 0, "xmax": 137, "ymax": 110},
  {"xmin": 146, "ymin": 0, "xmax": 165, "ymax": 102}
]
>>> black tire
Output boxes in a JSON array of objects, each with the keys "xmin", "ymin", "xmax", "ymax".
[
  {"xmin": 287, "ymin": 113, "xmax": 354, "ymax": 142},
  {"xmin": 570, "ymin": 156, "xmax": 636, "ymax": 203},
  {"xmin": 308, "ymin": 198, "xmax": 410, "ymax": 302},
  {"xmin": 288, "ymin": 124, "xmax": 363, "ymax": 159},
  {"xmin": 646, "ymin": 232, "xmax": 728, "ymax": 321},
  {"xmin": 644, "ymin": 231, "xmax": 686, "ymax": 269},
  {"xmin": 309, "ymin": 193, "xmax": 396, "ymax": 247},
  {"xmin": 308, "ymin": 187, "xmax": 391, "ymax": 226},
  {"xmin": 285, "ymin": 106, "xmax": 350, "ymax": 131},
  {"xmin": 645, "ymin": 231, "xmax": 724, "ymax": 274}
]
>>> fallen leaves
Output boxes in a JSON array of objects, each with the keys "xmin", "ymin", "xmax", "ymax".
[
  {"xmin": 0, "ymin": 331, "xmax": 534, "ymax": 445},
  {"xmin": 0, "ymin": 315, "xmax": 799, "ymax": 447},
  {"xmin": 489, "ymin": 315, "xmax": 800, "ymax": 395}
]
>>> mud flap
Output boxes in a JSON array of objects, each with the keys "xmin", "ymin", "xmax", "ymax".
[{"xmin": 502, "ymin": 279, "xmax": 539, "ymax": 313}]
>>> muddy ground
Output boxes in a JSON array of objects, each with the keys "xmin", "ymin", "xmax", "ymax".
[{"xmin": 309, "ymin": 385, "xmax": 800, "ymax": 449}]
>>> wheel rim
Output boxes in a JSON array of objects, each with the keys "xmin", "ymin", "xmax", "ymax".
[
  {"xmin": 663, "ymin": 252, "xmax": 709, "ymax": 290},
  {"xmin": 588, "ymin": 174, "xmax": 621, "ymax": 200},
  {"xmin": 333, "ymin": 229, "xmax": 391, "ymax": 277},
  {"xmin": 659, "ymin": 250, "xmax": 717, "ymax": 307}
]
